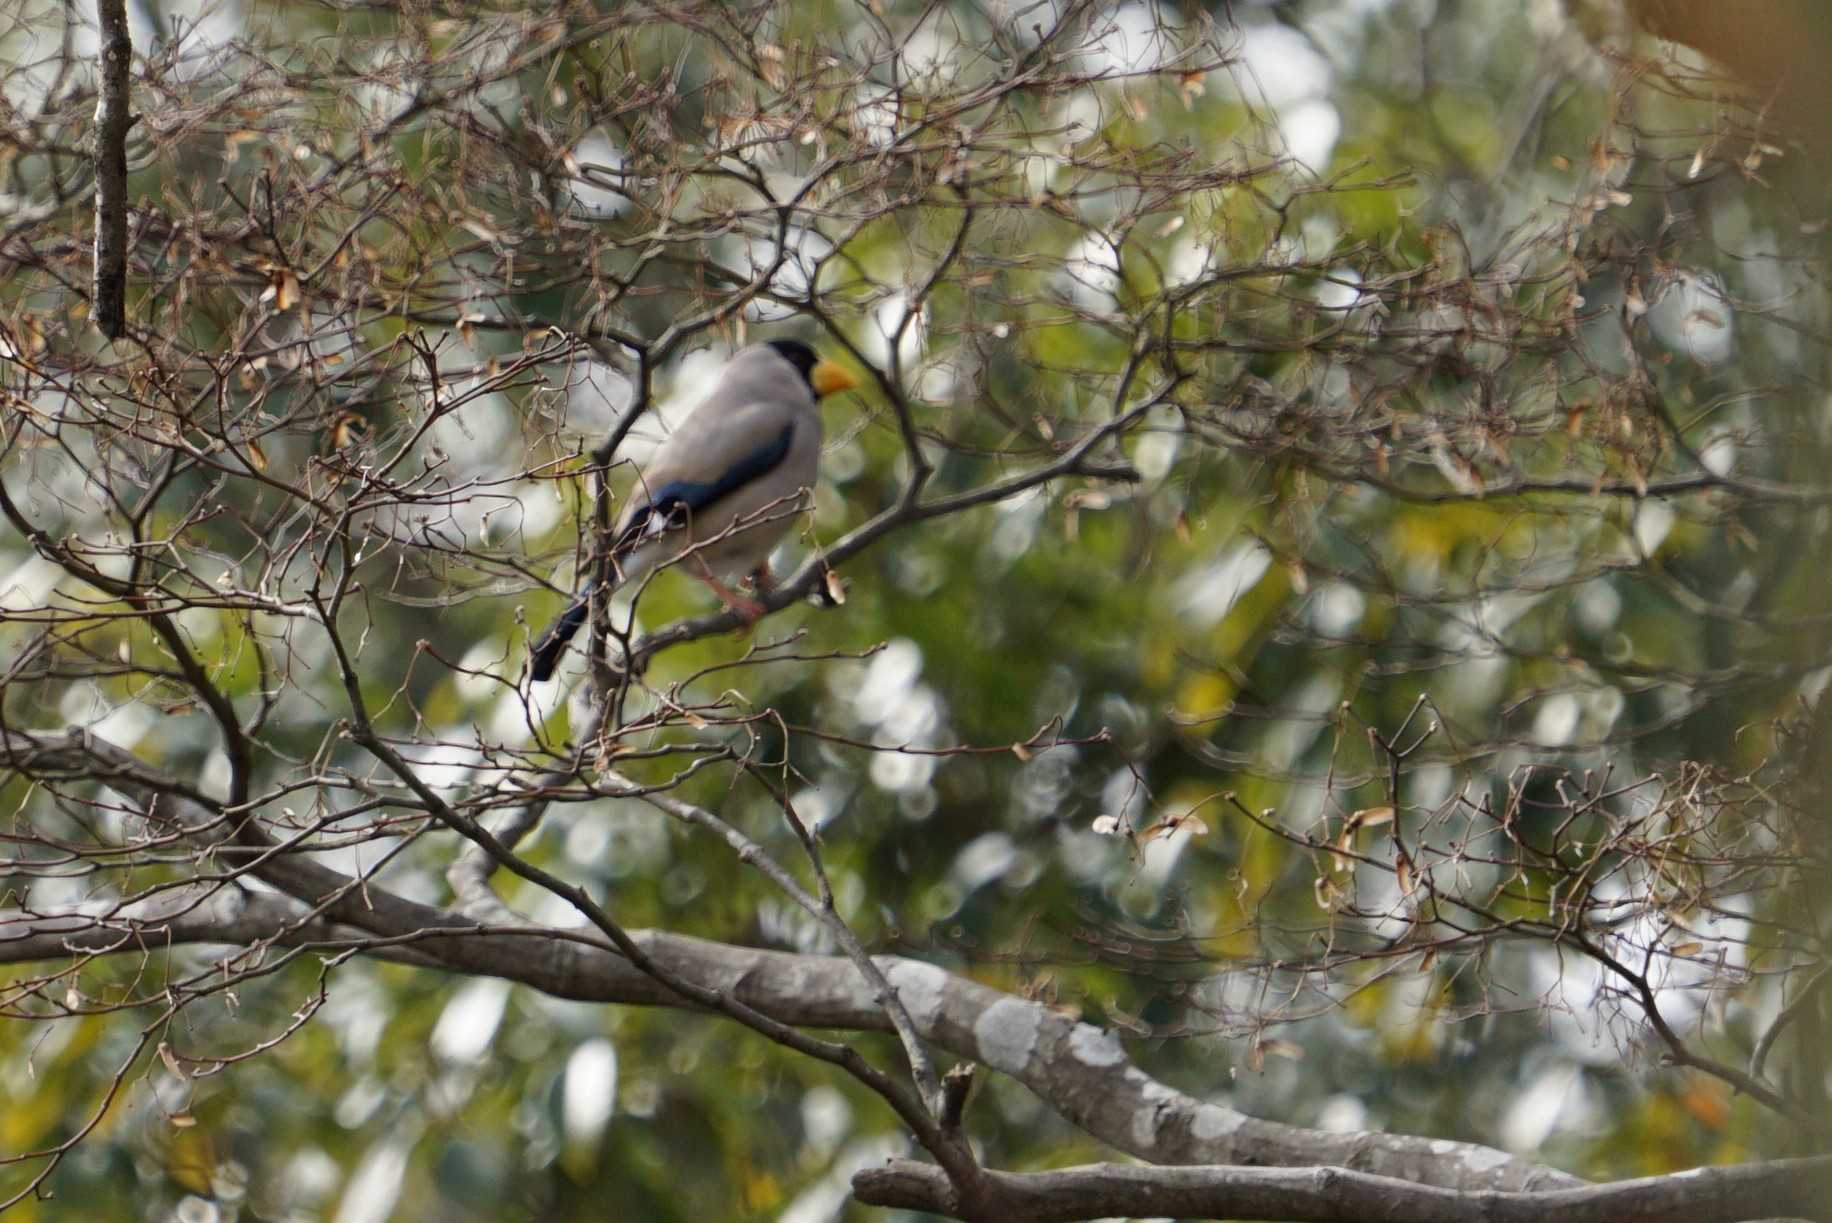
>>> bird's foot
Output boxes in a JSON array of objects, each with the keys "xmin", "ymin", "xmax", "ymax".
[{"xmin": 694, "ymin": 567, "xmax": 767, "ymax": 632}]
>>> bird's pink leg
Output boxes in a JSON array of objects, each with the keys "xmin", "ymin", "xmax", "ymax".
[{"xmin": 691, "ymin": 558, "xmax": 766, "ymax": 626}]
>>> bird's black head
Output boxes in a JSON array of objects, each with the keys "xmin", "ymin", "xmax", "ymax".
[{"xmin": 766, "ymin": 339, "xmax": 821, "ymax": 388}]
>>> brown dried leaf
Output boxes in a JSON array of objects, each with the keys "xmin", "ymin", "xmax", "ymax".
[
  {"xmin": 1178, "ymin": 71, "xmax": 1206, "ymax": 109},
  {"xmin": 330, "ymin": 411, "xmax": 367, "ymax": 449},
  {"xmin": 1332, "ymin": 826, "xmax": 1356, "ymax": 872},
  {"xmin": 1140, "ymin": 813, "xmax": 1207, "ymax": 843},
  {"xmin": 271, "ymin": 269, "xmax": 301, "ymax": 311}
]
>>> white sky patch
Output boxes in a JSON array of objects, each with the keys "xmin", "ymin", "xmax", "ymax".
[
  {"xmin": 869, "ymin": 290, "xmax": 928, "ymax": 372},
  {"xmin": 950, "ymin": 832, "xmax": 1018, "ymax": 891},
  {"xmin": 1136, "ymin": 822, "xmax": 1196, "ymax": 887},
  {"xmin": 1317, "ymin": 1094, "xmax": 1368, "ymax": 1133},
  {"xmin": 1262, "ymin": 673, "xmax": 1341, "ymax": 772},
  {"xmin": 282, "ymin": 1148, "xmax": 343, "ymax": 1208},
  {"xmin": 332, "ymin": 1132, "xmax": 417, "ymax": 1223},
  {"xmin": 1, "ymin": 14, "xmax": 95, "ymax": 113},
  {"xmin": 1234, "ymin": 23, "xmax": 1333, "ymax": 108},
  {"xmin": 1054, "ymin": 91, "xmax": 1109, "ymax": 151},
  {"xmin": 561, "ymin": 1039, "xmax": 619, "ymax": 1148},
  {"xmin": 200, "ymin": 748, "xmax": 232, "ymax": 801},
  {"xmin": 1574, "ymin": 579, "xmax": 1621, "ymax": 634},
  {"xmin": 1632, "ymin": 500, "xmax": 1675, "ymax": 556},
  {"xmin": 799, "ymin": 1086, "xmax": 853, "ymax": 1162},
  {"xmin": 334, "ymin": 1077, "xmax": 387, "ymax": 1130},
  {"xmin": 1625, "ymin": 894, "xmax": 1753, "ymax": 1031},
  {"xmin": 1317, "ymin": 266, "xmax": 1364, "ymax": 312},
  {"xmin": 1060, "ymin": 231, "xmax": 1124, "ymax": 311},
  {"xmin": 852, "ymin": 84, "xmax": 902, "ymax": 147},
  {"xmin": 58, "ymin": 686, "xmax": 155, "ymax": 752},
  {"xmin": 1099, "ymin": 767, "xmax": 1151, "ymax": 830},
  {"xmin": 1650, "ymin": 271, "xmax": 1733, "ymax": 365},
  {"xmin": 1081, "ymin": 4, "xmax": 1184, "ymax": 76},
  {"xmin": 0, "ymin": 555, "xmax": 62, "ymax": 613},
  {"xmin": 915, "ymin": 354, "xmax": 961, "ymax": 404},
  {"xmin": 854, "ymin": 638, "xmax": 923, "ymax": 725},
  {"xmin": 1225, "ymin": 23, "xmax": 1342, "ymax": 170},
  {"xmin": 1475, "ymin": 590, "xmax": 1544, "ymax": 639},
  {"xmin": 790, "ymin": 784, "xmax": 839, "ymax": 832},
  {"xmin": 566, "ymin": 131, "xmax": 630, "ymax": 218},
  {"xmin": 354, "ymin": 40, "xmax": 417, "ymax": 122},
  {"xmin": 871, "ymin": 748, "xmax": 937, "ymax": 794},
  {"xmin": 746, "ymin": 225, "xmax": 833, "ymax": 319},
  {"xmin": 989, "ymin": 485, "xmax": 1047, "ymax": 564},
  {"xmin": 142, "ymin": 0, "xmax": 247, "ymax": 82},
  {"xmin": 529, "ymin": 887, "xmax": 594, "ymax": 930},
  {"xmin": 429, "ymin": 978, "xmax": 512, "ymax": 1064},
  {"xmin": 558, "ymin": 357, "xmax": 633, "ymax": 436},
  {"xmin": 893, "ymin": 8, "xmax": 958, "ymax": 80},
  {"xmin": 1310, "ymin": 582, "xmax": 1366, "ymax": 637},
  {"xmin": 173, "ymin": 1195, "xmax": 222, "ymax": 1223},
  {"xmin": 4, "ymin": 4, "xmax": 236, "ymax": 105},
  {"xmin": 1586, "ymin": 686, "xmax": 1625, "ymax": 738},
  {"xmin": 1128, "ymin": 422, "xmax": 1187, "ymax": 479},
  {"xmin": 1279, "ymin": 98, "xmax": 1341, "ymax": 171},
  {"xmin": 1167, "ymin": 234, "xmax": 1213, "ymax": 287},
  {"xmin": 878, "ymin": 683, "xmax": 941, "ymax": 744},
  {"xmin": 1174, "ymin": 542, "xmax": 1272, "ymax": 626},
  {"xmin": 981, "ymin": 0, "xmax": 1064, "ymax": 48},
  {"xmin": 425, "ymin": 391, "xmax": 516, "ymax": 481},
  {"xmin": 399, "ymin": 740, "xmax": 490, "ymax": 794},
  {"xmin": 778, "ymin": 1136, "xmax": 907, "ymax": 1223},
  {"xmin": 1531, "ymin": 693, "xmax": 1581, "ymax": 747},
  {"xmin": 564, "ymin": 814, "xmax": 613, "ymax": 868},
  {"xmin": 321, "ymin": 980, "xmax": 389, "ymax": 1066},
  {"xmin": 1698, "ymin": 431, "xmax": 1737, "ymax": 477},
  {"xmin": 1499, "ymin": 1062, "xmax": 1587, "ymax": 1153}
]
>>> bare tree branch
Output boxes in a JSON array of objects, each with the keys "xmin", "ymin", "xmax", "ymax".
[
  {"xmin": 0, "ymin": 725, "xmax": 1575, "ymax": 1197},
  {"xmin": 852, "ymin": 1155, "xmax": 1832, "ymax": 1223},
  {"xmin": 90, "ymin": 0, "xmax": 130, "ymax": 338}
]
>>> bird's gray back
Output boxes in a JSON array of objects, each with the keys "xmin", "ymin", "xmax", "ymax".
[{"xmin": 615, "ymin": 346, "xmax": 821, "ymax": 530}]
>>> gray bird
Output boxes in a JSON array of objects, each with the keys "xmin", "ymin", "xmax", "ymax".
[{"xmin": 529, "ymin": 339, "xmax": 857, "ymax": 681}]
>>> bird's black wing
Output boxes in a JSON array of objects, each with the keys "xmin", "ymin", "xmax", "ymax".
[
  {"xmin": 611, "ymin": 422, "xmax": 797, "ymax": 553},
  {"xmin": 528, "ymin": 422, "xmax": 796, "ymax": 682}
]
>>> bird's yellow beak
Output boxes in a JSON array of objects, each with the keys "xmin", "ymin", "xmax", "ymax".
[{"xmin": 810, "ymin": 359, "xmax": 858, "ymax": 398}]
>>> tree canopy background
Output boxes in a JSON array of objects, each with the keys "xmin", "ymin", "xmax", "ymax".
[{"xmin": 3, "ymin": 0, "xmax": 1830, "ymax": 1219}]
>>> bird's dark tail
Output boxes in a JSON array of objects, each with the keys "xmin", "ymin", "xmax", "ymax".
[{"xmin": 529, "ymin": 588, "xmax": 596, "ymax": 682}]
